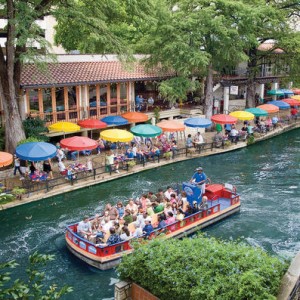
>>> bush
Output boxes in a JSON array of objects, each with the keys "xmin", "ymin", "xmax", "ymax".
[
  {"xmin": 247, "ymin": 135, "xmax": 255, "ymax": 145},
  {"xmin": 17, "ymin": 137, "xmax": 44, "ymax": 146},
  {"xmin": 22, "ymin": 117, "xmax": 49, "ymax": 142},
  {"xmin": 118, "ymin": 236, "xmax": 288, "ymax": 300}
]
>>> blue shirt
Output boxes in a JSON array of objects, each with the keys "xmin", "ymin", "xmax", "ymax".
[
  {"xmin": 143, "ymin": 224, "xmax": 153, "ymax": 236},
  {"xmin": 192, "ymin": 172, "xmax": 207, "ymax": 184}
]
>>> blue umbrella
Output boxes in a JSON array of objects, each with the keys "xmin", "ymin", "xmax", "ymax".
[
  {"xmin": 16, "ymin": 142, "xmax": 57, "ymax": 161},
  {"xmin": 184, "ymin": 117, "xmax": 212, "ymax": 128},
  {"xmin": 267, "ymin": 100, "xmax": 290, "ymax": 110},
  {"xmin": 278, "ymin": 89, "xmax": 294, "ymax": 96},
  {"xmin": 101, "ymin": 116, "xmax": 128, "ymax": 126},
  {"xmin": 130, "ymin": 124, "xmax": 162, "ymax": 137}
]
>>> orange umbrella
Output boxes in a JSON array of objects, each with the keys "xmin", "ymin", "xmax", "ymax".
[
  {"xmin": 0, "ymin": 151, "xmax": 13, "ymax": 167},
  {"xmin": 121, "ymin": 112, "xmax": 148, "ymax": 123},
  {"xmin": 156, "ymin": 120, "xmax": 185, "ymax": 132},
  {"xmin": 257, "ymin": 104, "xmax": 279, "ymax": 113}
]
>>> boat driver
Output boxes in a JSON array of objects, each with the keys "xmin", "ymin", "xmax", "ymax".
[{"xmin": 190, "ymin": 167, "xmax": 207, "ymax": 194}]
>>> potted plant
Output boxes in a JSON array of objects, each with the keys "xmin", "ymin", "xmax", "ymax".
[
  {"xmin": 163, "ymin": 151, "xmax": 172, "ymax": 160},
  {"xmin": 12, "ymin": 187, "xmax": 27, "ymax": 200},
  {"xmin": 127, "ymin": 160, "xmax": 136, "ymax": 169}
]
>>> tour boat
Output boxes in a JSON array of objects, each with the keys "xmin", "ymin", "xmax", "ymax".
[{"xmin": 65, "ymin": 181, "xmax": 240, "ymax": 270}]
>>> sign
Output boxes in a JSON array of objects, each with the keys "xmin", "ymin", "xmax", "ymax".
[{"xmin": 230, "ymin": 85, "xmax": 239, "ymax": 95}]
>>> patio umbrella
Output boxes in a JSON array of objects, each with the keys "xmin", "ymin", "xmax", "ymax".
[
  {"xmin": 121, "ymin": 112, "xmax": 148, "ymax": 123},
  {"xmin": 267, "ymin": 89, "xmax": 284, "ymax": 96},
  {"xmin": 101, "ymin": 116, "xmax": 128, "ymax": 126},
  {"xmin": 60, "ymin": 136, "xmax": 98, "ymax": 151},
  {"xmin": 130, "ymin": 124, "xmax": 162, "ymax": 138},
  {"xmin": 156, "ymin": 120, "xmax": 185, "ymax": 132},
  {"xmin": 257, "ymin": 104, "xmax": 279, "ymax": 113},
  {"xmin": 15, "ymin": 142, "xmax": 57, "ymax": 162},
  {"xmin": 78, "ymin": 119, "xmax": 107, "ymax": 129},
  {"xmin": 48, "ymin": 121, "xmax": 80, "ymax": 133},
  {"xmin": 211, "ymin": 114, "xmax": 237, "ymax": 125},
  {"xmin": 291, "ymin": 95, "xmax": 300, "ymax": 101},
  {"xmin": 281, "ymin": 98, "xmax": 300, "ymax": 106},
  {"xmin": 267, "ymin": 100, "xmax": 290, "ymax": 110},
  {"xmin": 100, "ymin": 129, "xmax": 133, "ymax": 142},
  {"xmin": 292, "ymin": 88, "xmax": 300, "ymax": 95},
  {"xmin": 0, "ymin": 152, "xmax": 13, "ymax": 167},
  {"xmin": 245, "ymin": 108, "xmax": 268, "ymax": 117},
  {"xmin": 184, "ymin": 117, "xmax": 212, "ymax": 128},
  {"xmin": 278, "ymin": 89, "xmax": 294, "ymax": 96},
  {"xmin": 229, "ymin": 111, "xmax": 255, "ymax": 121},
  {"xmin": 78, "ymin": 119, "xmax": 107, "ymax": 138}
]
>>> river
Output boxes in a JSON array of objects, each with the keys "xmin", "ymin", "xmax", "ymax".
[{"xmin": 0, "ymin": 128, "xmax": 299, "ymax": 299}]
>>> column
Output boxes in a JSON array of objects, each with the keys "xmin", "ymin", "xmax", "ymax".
[
  {"xmin": 259, "ymin": 84, "xmax": 265, "ymax": 101},
  {"xmin": 271, "ymin": 82, "xmax": 278, "ymax": 100},
  {"xmin": 223, "ymin": 86, "xmax": 229, "ymax": 114}
]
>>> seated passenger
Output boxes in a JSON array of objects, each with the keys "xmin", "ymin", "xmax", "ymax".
[
  {"xmin": 143, "ymin": 217, "xmax": 154, "ymax": 237},
  {"xmin": 120, "ymin": 225, "xmax": 132, "ymax": 241},
  {"xmin": 106, "ymin": 227, "xmax": 121, "ymax": 245},
  {"xmin": 156, "ymin": 214, "xmax": 167, "ymax": 229},
  {"xmin": 77, "ymin": 216, "xmax": 92, "ymax": 240},
  {"xmin": 126, "ymin": 199, "xmax": 139, "ymax": 216},
  {"xmin": 116, "ymin": 202, "xmax": 125, "ymax": 219},
  {"xmin": 199, "ymin": 196, "xmax": 209, "ymax": 211},
  {"xmin": 176, "ymin": 208, "xmax": 185, "ymax": 221},
  {"xmin": 191, "ymin": 201, "xmax": 199, "ymax": 214},
  {"xmin": 105, "ymin": 203, "xmax": 119, "ymax": 221},
  {"xmin": 165, "ymin": 211, "xmax": 176, "ymax": 225},
  {"xmin": 132, "ymin": 222, "xmax": 143, "ymax": 238},
  {"xmin": 122, "ymin": 209, "xmax": 134, "ymax": 225},
  {"xmin": 146, "ymin": 202, "xmax": 155, "ymax": 216}
]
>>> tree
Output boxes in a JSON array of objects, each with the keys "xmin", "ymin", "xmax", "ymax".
[
  {"xmin": 244, "ymin": 1, "xmax": 300, "ymax": 107},
  {"xmin": 0, "ymin": 251, "xmax": 72, "ymax": 299},
  {"xmin": 0, "ymin": 0, "xmax": 153, "ymax": 153},
  {"xmin": 141, "ymin": 0, "xmax": 273, "ymax": 118},
  {"xmin": 118, "ymin": 236, "xmax": 288, "ymax": 300}
]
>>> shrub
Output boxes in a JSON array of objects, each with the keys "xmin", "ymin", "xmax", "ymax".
[
  {"xmin": 118, "ymin": 236, "xmax": 288, "ymax": 300},
  {"xmin": 22, "ymin": 117, "xmax": 49, "ymax": 142},
  {"xmin": 17, "ymin": 137, "xmax": 44, "ymax": 146},
  {"xmin": 247, "ymin": 135, "xmax": 255, "ymax": 145}
]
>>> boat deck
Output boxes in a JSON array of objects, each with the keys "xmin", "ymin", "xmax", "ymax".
[{"xmin": 209, "ymin": 198, "xmax": 232, "ymax": 211}]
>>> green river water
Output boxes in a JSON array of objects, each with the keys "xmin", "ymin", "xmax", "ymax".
[{"xmin": 0, "ymin": 128, "xmax": 300, "ymax": 299}]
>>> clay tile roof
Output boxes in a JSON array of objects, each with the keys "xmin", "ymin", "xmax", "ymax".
[
  {"xmin": 21, "ymin": 61, "xmax": 173, "ymax": 88},
  {"xmin": 257, "ymin": 43, "xmax": 284, "ymax": 54}
]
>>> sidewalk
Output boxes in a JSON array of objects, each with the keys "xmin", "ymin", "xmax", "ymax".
[{"xmin": 1, "ymin": 120, "xmax": 299, "ymax": 210}]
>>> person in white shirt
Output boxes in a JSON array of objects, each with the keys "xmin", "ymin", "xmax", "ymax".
[
  {"xmin": 164, "ymin": 186, "xmax": 175, "ymax": 200},
  {"xmin": 77, "ymin": 216, "xmax": 92, "ymax": 239}
]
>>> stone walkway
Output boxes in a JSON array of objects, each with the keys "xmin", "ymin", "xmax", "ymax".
[{"xmin": 1, "ymin": 121, "xmax": 299, "ymax": 210}]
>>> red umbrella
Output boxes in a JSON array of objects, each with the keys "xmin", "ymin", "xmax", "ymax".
[
  {"xmin": 282, "ymin": 98, "xmax": 300, "ymax": 106},
  {"xmin": 211, "ymin": 114, "xmax": 238, "ymax": 124},
  {"xmin": 60, "ymin": 136, "xmax": 98, "ymax": 151},
  {"xmin": 78, "ymin": 119, "xmax": 107, "ymax": 129},
  {"xmin": 292, "ymin": 88, "xmax": 300, "ymax": 95}
]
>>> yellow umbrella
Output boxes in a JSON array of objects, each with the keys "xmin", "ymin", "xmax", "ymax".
[
  {"xmin": 229, "ymin": 111, "xmax": 255, "ymax": 121},
  {"xmin": 48, "ymin": 121, "xmax": 80, "ymax": 133},
  {"xmin": 291, "ymin": 95, "xmax": 300, "ymax": 101},
  {"xmin": 100, "ymin": 129, "xmax": 133, "ymax": 142}
]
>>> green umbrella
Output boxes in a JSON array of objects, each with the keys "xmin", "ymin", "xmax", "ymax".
[
  {"xmin": 130, "ymin": 124, "xmax": 162, "ymax": 137},
  {"xmin": 267, "ymin": 89, "xmax": 284, "ymax": 96},
  {"xmin": 245, "ymin": 108, "xmax": 268, "ymax": 117}
]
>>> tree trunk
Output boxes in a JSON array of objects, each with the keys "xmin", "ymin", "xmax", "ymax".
[
  {"xmin": 204, "ymin": 62, "xmax": 214, "ymax": 119},
  {"xmin": 246, "ymin": 47, "xmax": 258, "ymax": 108}
]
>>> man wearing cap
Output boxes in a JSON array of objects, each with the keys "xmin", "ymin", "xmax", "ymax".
[{"xmin": 190, "ymin": 167, "xmax": 207, "ymax": 194}]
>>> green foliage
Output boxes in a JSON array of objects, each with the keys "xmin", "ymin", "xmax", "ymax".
[
  {"xmin": 0, "ymin": 252, "xmax": 73, "ymax": 299},
  {"xmin": 17, "ymin": 137, "xmax": 44, "ymax": 146},
  {"xmin": 153, "ymin": 107, "xmax": 160, "ymax": 123},
  {"xmin": 22, "ymin": 118, "xmax": 49, "ymax": 142},
  {"xmin": 247, "ymin": 135, "xmax": 255, "ymax": 145},
  {"xmin": 127, "ymin": 160, "xmax": 136, "ymax": 168},
  {"xmin": 158, "ymin": 77, "xmax": 199, "ymax": 104},
  {"xmin": 0, "ymin": 192, "xmax": 14, "ymax": 205},
  {"xmin": 118, "ymin": 236, "xmax": 288, "ymax": 300},
  {"xmin": 163, "ymin": 151, "xmax": 172, "ymax": 160}
]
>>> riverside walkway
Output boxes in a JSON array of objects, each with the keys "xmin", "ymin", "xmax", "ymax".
[{"xmin": 1, "ymin": 120, "xmax": 300, "ymax": 210}]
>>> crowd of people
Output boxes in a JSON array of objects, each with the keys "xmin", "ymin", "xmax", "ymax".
[{"xmin": 76, "ymin": 174, "xmax": 209, "ymax": 246}]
